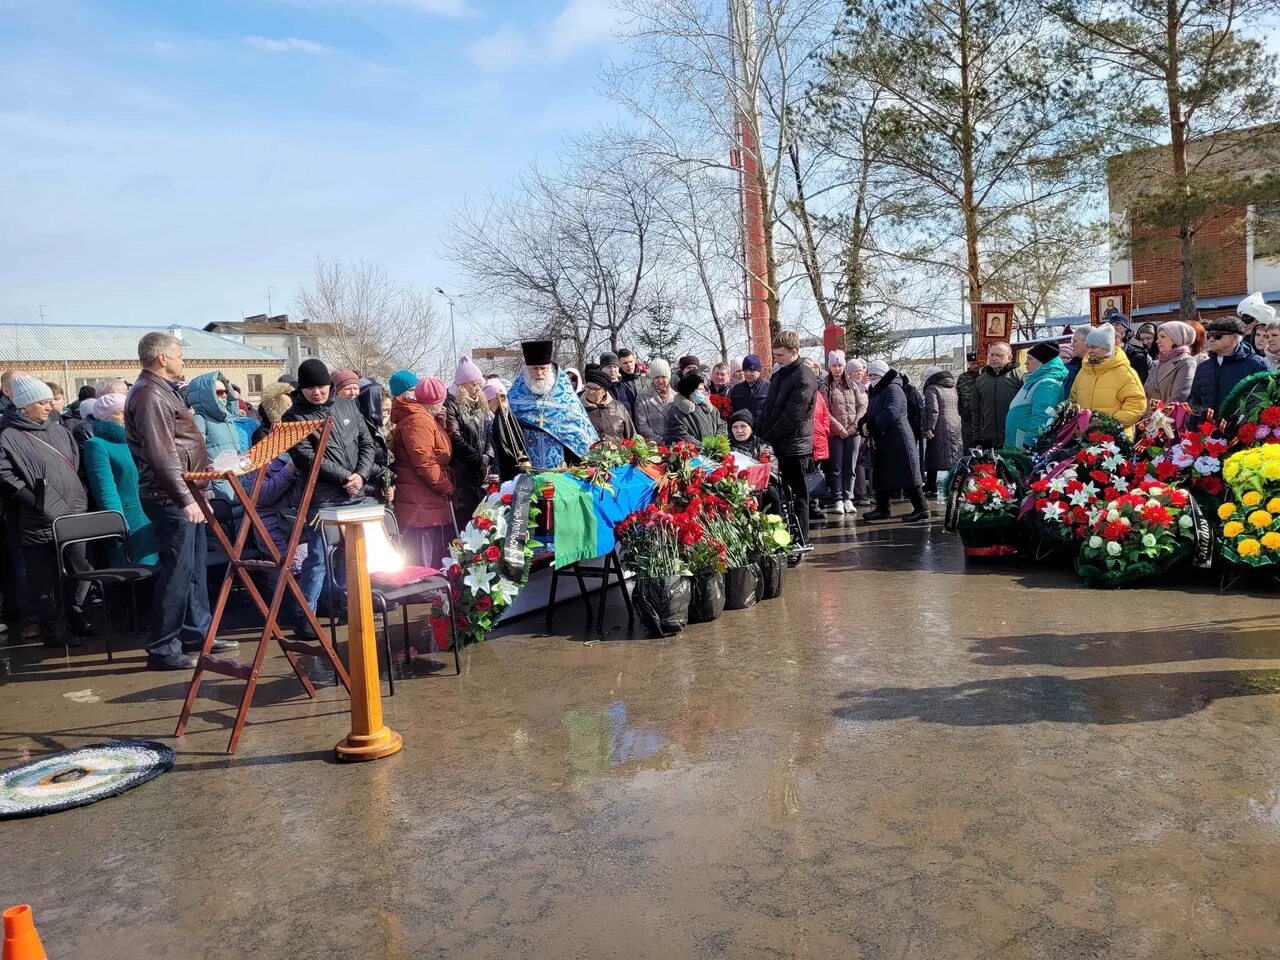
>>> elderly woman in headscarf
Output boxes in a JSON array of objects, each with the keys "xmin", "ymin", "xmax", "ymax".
[
  {"xmin": 1070, "ymin": 324, "xmax": 1147, "ymax": 429},
  {"xmin": 1144, "ymin": 321, "xmax": 1198, "ymax": 403}
]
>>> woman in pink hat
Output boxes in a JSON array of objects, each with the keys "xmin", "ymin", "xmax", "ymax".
[
  {"xmin": 445, "ymin": 355, "xmax": 491, "ymax": 523},
  {"xmin": 391, "ymin": 376, "xmax": 455, "ymax": 567},
  {"xmin": 484, "ymin": 377, "xmax": 531, "ymax": 481}
]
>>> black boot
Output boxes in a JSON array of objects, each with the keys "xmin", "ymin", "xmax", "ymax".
[{"xmin": 901, "ymin": 486, "xmax": 931, "ymax": 523}]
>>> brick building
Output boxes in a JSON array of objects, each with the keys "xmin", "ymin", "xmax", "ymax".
[
  {"xmin": 0, "ymin": 323, "xmax": 287, "ymax": 401},
  {"xmin": 203, "ymin": 314, "xmax": 340, "ymax": 376},
  {"xmin": 1107, "ymin": 129, "xmax": 1280, "ymax": 323}
]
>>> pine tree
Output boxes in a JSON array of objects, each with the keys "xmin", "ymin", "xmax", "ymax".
[
  {"xmin": 633, "ymin": 301, "xmax": 685, "ymax": 364},
  {"xmin": 1052, "ymin": 0, "xmax": 1280, "ymax": 321}
]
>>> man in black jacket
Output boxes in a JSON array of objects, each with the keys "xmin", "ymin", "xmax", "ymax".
[
  {"xmin": 729, "ymin": 354, "xmax": 770, "ymax": 424},
  {"xmin": 282, "ymin": 358, "xmax": 377, "ymax": 638},
  {"xmin": 759, "ymin": 331, "xmax": 819, "ymax": 538}
]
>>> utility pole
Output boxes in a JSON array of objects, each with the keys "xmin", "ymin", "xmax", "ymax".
[
  {"xmin": 37, "ymin": 305, "xmax": 47, "ymax": 324},
  {"xmin": 728, "ymin": 0, "xmax": 771, "ymax": 368},
  {"xmin": 435, "ymin": 288, "xmax": 460, "ymax": 362},
  {"xmin": 266, "ymin": 285, "xmax": 276, "ymax": 316}
]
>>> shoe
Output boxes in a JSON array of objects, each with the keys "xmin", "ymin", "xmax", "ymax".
[
  {"xmin": 67, "ymin": 606, "xmax": 93, "ymax": 637},
  {"xmin": 832, "ymin": 500, "xmax": 846, "ymax": 514},
  {"xmin": 844, "ymin": 500, "xmax": 858, "ymax": 518},
  {"xmin": 854, "ymin": 497, "xmax": 871, "ymax": 507},
  {"xmin": 901, "ymin": 509, "xmax": 930, "ymax": 523},
  {"xmin": 146, "ymin": 653, "xmax": 199, "ymax": 671},
  {"xmin": 182, "ymin": 639, "xmax": 240, "ymax": 655},
  {"xmin": 42, "ymin": 633, "xmax": 84, "ymax": 649},
  {"xmin": 20, "ymin": 621, "xmax": 42, "ymax": 640},
  {"xmin": 861, "ymin": 510, "xmax": 892, "ymax": 522},
  {"xmin": 293, "ymin": 620, "xmax": 319, "ymax": 641}
]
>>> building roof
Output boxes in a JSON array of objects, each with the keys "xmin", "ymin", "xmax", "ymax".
[
  {"xmin": 204, "ymin": 315, "xmax": 340, "ymax": 337},
  {"xmin": 0, "ymin": 324, "xmax": 287, "ymax": 365}
]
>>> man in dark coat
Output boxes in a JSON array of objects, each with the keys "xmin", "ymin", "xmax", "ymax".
[
  {"xmin": 1105, "ymin": 311, "xmax": 1150, "ymax": 383},
  {"xmin": 759, "ymin": 332, "xmax": 818, "ymax": 539},
  {"xmin": 729, "ymin": 354, "xmax": 770, "ymax": 425},
  {"xmin": 955, "ymin": 352, "xmax": 981, "ymax": 450},
  {"xmin": 974, "ymin": 342, "xmax": 1024, "ymax": 449},
  {"xmin": 599, "ymin": 351, "xmax": 637, "ymax": 414},
  {"xmin": 282, "ymin": 357, "xmax": 377, "ymax": 638},
  {"xmin": 664, "ymin": 371, "xmax": 725, "ymax": 445},
  {"xmin": 0, "ymin": 376, "xmax": 93, "ymax": 646},
  {"xmin": 859, "ymin": 361, "xmax": 928, "ymax": 522},
  {"xmin": 1189, "ymin": 317, "xmax": 1268, "ymax": 413}
]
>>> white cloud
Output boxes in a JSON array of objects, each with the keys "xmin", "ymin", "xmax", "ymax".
[
  {"xmin": 546, "ymin": 0, "xmax": 620, "ymax": 57},
  {"xmin": 243, "ymin": 36, "xmax": 333, "ymax": 55},
  {"xmin": 465, "ymin": 23, "xmax": 532, "ymax": 70},
  {"xmin": 465, "ymin": 1, "xmax": 620, "ymax": 72},
  {"xmin": 283, "ymin": 0, "xmax": 477, "ymax": 17}
]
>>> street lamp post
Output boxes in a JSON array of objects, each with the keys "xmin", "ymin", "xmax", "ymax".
[{"xmin": 435, "ymin": 287, "xmax": 460, "ymax": 361}]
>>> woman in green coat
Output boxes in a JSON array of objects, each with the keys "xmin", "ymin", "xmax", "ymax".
[
  {"xmin": 1005, "ymin": 343, "xmax": 1069, "ymax": 450},
  {"xmin": 82, "ymin": 392, "xmax": 159, "ymax": 565}
]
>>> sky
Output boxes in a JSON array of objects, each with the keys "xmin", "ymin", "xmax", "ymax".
[{"xmin": 0, "ymin": 0, "xmax": 627, "ymax": 349}]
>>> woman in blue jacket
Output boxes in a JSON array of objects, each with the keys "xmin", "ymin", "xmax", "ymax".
[
  {"xmin": 187, "ymin": 370, "xmax": 247, "ymax": 500},
  {"xmin": 82, "ymin": 392, "xmax": 159, "ymax": 565},
  {"xmin": 1005, "ymin": 343, "xmax": 1069, "ymax": 450}
]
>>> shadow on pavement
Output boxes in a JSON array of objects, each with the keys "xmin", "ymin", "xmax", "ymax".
[
  {"xmin": 969, "ymin": 615, "xmax": 1280, "ymax": 668},
  {"xmin": 834, "ymin": 668, "xmax": 1280, "ymax": 725}
]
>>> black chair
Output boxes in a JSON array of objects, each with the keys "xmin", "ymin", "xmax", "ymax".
[
  {"xmin": 52, "ymin": 511, "xmax": 155, "ymax": 661},
  {"xmin": 322, "ymin": 511, "xmax": 460, "ymax": 694}
]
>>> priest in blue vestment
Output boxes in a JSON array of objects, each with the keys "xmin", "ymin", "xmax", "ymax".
[{"xmin": 507, "ymin": 340, "xmax": 599, "ymax": 470}]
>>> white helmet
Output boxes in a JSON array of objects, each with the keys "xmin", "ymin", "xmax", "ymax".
[{"xmin": 1236, "ymin": 291, "xmax": 1277, "ymax": 325}]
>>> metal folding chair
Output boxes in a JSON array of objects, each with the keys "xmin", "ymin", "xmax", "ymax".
[{"xmin": 52, "ymin": 510, "xmax": 155, "ymax": 661}]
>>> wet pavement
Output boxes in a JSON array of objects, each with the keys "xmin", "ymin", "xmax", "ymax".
[{"xmin": 5, "ymin": 512, "xmax": 1280, "ymax": 958}]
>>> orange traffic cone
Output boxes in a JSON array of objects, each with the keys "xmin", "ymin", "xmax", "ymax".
[{"xmin": 2, "ymin": 905, "xmax": 46, "ymax": 960}]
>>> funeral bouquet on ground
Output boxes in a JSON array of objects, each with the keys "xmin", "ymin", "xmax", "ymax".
[
  {"xmin": 1021, "ymin": 432, "xmax": 1136, "ymax": 549},
  {"xmin": 616, "ymin": 503, "xmax": 699, "ymax": 577},
  {"xmin": 945, "ymin": 454, "xmax": 1025, "ymax": 557},
  {"xmin": 1075, "ymin": 481, "xmax": 1198, "ymax": 586},
  {"xmin": 1217, "ymin": 446, "xmax": 1280, "ymax": 567},
  {"xmin": 427, "ymin": 488, "xmax": 536, "ymax": 649},
  {"xmin": 1032, "ymin": 404, "xmax": 1133, "ymax": 469},
  {"xmin": 1220, "ymin": 370, "xmax": 1280, "ymax": 436},
  {"xmin": 1140, "ymin": 414, "xmax": 1229, "ymax": 503}
]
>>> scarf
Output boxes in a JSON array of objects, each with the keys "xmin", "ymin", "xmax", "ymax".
[{"xmin": 1158, "ymin": 344, "xmax": 1192, "ymax": 361}]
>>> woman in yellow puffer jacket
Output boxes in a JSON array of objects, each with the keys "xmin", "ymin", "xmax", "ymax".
[{"xmin": 1069, "ymin": 323, "xmax": 1148, "ymax": 428}]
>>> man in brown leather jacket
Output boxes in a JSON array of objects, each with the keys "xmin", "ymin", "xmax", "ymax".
[{"xmin": 126, "ymin": 332, "xmax": 237, "ymax": 670}]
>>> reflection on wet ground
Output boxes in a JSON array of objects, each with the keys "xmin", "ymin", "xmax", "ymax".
[{"xmin": 5, "ymin": 511, "xmax": 1280, "ymax": 957}]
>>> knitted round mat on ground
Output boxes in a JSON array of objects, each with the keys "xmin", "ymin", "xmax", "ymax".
[{"xmin": 0, "ymin": 740, "xmax": 174, "ymax": 819}]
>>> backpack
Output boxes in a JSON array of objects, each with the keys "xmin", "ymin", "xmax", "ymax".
[{"xmin": 902, "ymin": 375, "xmax": 925, "ymax": 439}]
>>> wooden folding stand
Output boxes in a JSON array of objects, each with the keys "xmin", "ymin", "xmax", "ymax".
[{"xmin": 175, "ymin": 420, "xmax": 351, "ymax": 754}]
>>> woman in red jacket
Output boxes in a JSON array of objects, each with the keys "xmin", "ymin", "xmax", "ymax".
[{"xmin": 391, "ymin": 376, "xmax": 456, "ymax": 568}]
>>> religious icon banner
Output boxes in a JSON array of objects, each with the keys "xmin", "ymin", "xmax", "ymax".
[
  {"xmin": 977, "ymin": 302, "xmax": 1016, "ymax": 365},
  {"xmin": 1089, "ymin": 283, "xmax": 1135, "ymax": 327}
]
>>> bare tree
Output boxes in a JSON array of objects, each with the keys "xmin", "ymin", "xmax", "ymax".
[
  {"xmin": 609, "ymin": 0, "xmax": 844, "ymax": 337},
  {"xmin": 295, "ymin": 257, "xmax": 447, "ymax": 378},
  {"xmin": 443, "ymin": 137, "xmax": 671, "ymax": 370}
]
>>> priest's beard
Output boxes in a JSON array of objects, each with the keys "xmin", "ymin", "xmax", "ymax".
[{"xmin": 527, "ymin": 371, "xmax": 556, "ymax": 396}]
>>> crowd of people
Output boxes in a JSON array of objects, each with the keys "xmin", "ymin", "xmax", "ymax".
[{"xmin": 7, "ymin": 296, "xmax": 1270, "ymax": 670}]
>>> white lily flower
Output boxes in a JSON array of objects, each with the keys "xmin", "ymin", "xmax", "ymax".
[
  {"xmin": 1113, "ymin": 476, "xmax": 1129, "ymax": 493},
  {"xmin": 463, "ymin": 566, "xmax": 495, "ymax": 594},
  {"xmin": 1068, "ymin": 488, "xmax": 1093, "ymax": 507},
  {"xmin": 460, "ymin": 525, "xmax": 489, "ymax": 554},
  {"xmin": 493, "ymin": 578, "xmax": 520, "ymax": 604},
  {"xmin": 1040, "ymin": 501, "xmax": 1066, "ymax": 522}
]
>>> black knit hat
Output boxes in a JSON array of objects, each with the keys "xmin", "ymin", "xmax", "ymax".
[
  {"xmin": 729, "ymin": 408, "xmax": 754, "ymax": 429},
  {"xmin": 677, "ymin": 371, "xmax": 705, "ymax": 398},
  {"xmin": 1028, "ymin": 342, "xmax": 1059, "ymax": 365},
  {"xmin": 297, "ymin": 358, "xmax": 331, "ymax": 389},
  {"xmin": 584, "ymin": 366, "xmax": 613, "ymax": 392},
  {"xmin": 599, "ymin": 351, "xmax": 620, "ymax": 368}
]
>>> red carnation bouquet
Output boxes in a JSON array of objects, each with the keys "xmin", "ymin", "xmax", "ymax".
[
  {"xmin": 617, "ymin": 503, "xmax": 699, "ymax": 576},
  {"xmin": 1075, "ymin": 480, "xmax": 1197, "ymax": 586},
  {"xmin": 1022, "ymin": 434, "xmax": 1134, "ymax": 548},
  {"xmin": 1143, "ymin": 419, "xmax": 1229, "ymax": 500}
]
